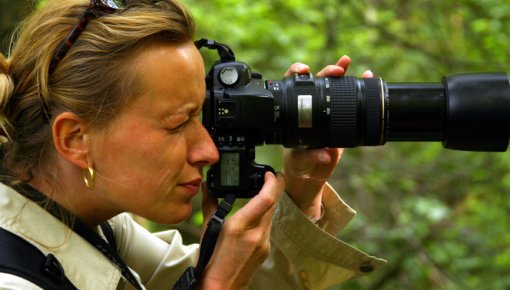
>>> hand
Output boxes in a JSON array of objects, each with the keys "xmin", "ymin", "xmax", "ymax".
[
  {"xmin": 200, "ymin": 171, "xmax": 284, "ymax": 290},
  {"xmin": 283, "ymin": 55, "xmax": 373, "ymax": 79},
  {"xmin": 283, "ymin": 56, "xmax": 373, "ymax": 218}
]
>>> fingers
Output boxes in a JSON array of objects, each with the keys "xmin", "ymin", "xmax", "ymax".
[
  {"xmin": 336, "ymin": 55, "xmax": 351, "ymax": 71},
  {"xmin": 284, "ymin": 62, "xmax": 310, "ymax": 77},
  {"xmin": 284, "ymin": 55, "xmax": 372, "ymax": 80},
  {"xmin": 203, "ymin": 171, "xmax": 283, "ymax": 233},
  {"xmin": 231, "ymin": 171, "xmax": 284, "ymax": 227},
  {"xmin": 362, "ymin": 69, "xmax": 374, "ymax": 78},
  {"xmin": 324, "ymin": 148, "xmax": 343, "ymax": 170},
  {"xmin": 285, "ymin": 61, "xmax": 343, "ymax": 78},
  {"xmin": 284, "ymin": 148, "xmax": 344, "ymax": 175},
  {"xmin": 201, "ymin": 172, "xmax": 283, "ymax": 288},
  {"xmin": 316, "ymin": 55, "xmax": 350, "ymax": 77},
  {"xmin": 284, "ymin": 149, "xmax": 324, "ymax": 176},
  {"xmin": 291, "ymin": 148, "xmax": 332, "ymax": 165},
  {"xmin": 316, "ymin": 65, "xmax": 345, "ymax": 77}
]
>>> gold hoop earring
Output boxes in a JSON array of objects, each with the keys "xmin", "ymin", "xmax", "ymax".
[{"xmin": 83, "ymin": 167, "xmax": 95, "ymax": 190}]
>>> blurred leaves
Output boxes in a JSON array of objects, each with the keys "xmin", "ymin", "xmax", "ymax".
[
  {"xmin": 181, "ymin": 0, "xmax": 510, "ymax": 288},
  {"xmin": 332, "ymin": 144, "xmax": 510, "ymax": 290}
]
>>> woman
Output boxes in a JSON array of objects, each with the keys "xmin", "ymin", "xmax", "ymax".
[{"xmin": 0, "ymin": 0, "xmax": 385, "ymax": 289}]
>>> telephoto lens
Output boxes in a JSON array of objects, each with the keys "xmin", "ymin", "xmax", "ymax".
[
  {"xmin": 266, "ymin": 72, "xmax": 510, "ymax": 152},
  {"xmin": 198, "ymin": 39, "xmax": 510, "ymax": 199}
]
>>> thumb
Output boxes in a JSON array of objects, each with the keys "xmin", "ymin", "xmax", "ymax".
[
  {"xmin": 284, "ymin": 148, "xmax": 324, "ymax": 176},
  {"xmin": 201, "ymin": 182, "xmax": 218, "ymax": 233}
]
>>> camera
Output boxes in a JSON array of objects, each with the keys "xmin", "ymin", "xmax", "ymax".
[{"xmin": 196, "ymin": 39, "xmax": 510, "ymax": 198}]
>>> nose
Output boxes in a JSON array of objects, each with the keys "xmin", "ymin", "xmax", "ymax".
[{"xmin": 187, "ymin": 123, "xmax": 219, "ymax": 167}]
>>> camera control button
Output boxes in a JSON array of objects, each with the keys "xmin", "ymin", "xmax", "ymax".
[
  {"xmin": 295, "ymin": 73, "xmax": 314, "ymax": 85},
  {"xmin": 217, "ymin": 100, "xmax": 236, "ymax": 124},
  {"xmin": 219, "ymin": 66, "xmax": 239, "ymax": 86}
]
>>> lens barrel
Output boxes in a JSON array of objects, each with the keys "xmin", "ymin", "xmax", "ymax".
[
  {"xmin": 385, "ymin": 83, "xmax": 446, "ymax": 142},
  {"xmin": 268, "ymin": 72, "xmax": 510, "ymax": 152}
]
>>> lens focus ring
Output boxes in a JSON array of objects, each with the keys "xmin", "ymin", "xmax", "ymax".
[
  {"xmin": 363, "ymin": 78, "xmax": 383, "ymax": 145},
  {"xmin": 328, "ymin": 77, "xmax": 358, "ymax": 147}
]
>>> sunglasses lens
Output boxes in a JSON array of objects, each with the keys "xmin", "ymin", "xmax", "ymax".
[{"xmin": 99, "ymin": 0, "xmax": 128, "ymax": 9}]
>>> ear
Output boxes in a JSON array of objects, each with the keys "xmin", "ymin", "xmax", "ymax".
[{"xmin": 52, "ymin": 112, "xmax": 90, "ymax": 169}]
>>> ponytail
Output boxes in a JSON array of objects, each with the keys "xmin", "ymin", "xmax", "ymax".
[{"xmin": 0, "ymin": 54, "xmax": 14, "ymax": 142}]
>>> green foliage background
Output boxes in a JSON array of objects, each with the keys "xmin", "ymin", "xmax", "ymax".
[
  {"xmin": 184, "ymin": 1, "xmax": 510, "ymax": 289},
  {"xmin": 2, "ymin": 0, "xmax": 510, "ymax": 289}
]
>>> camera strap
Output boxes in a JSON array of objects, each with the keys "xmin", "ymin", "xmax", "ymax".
[
  {"xmin": 71, "ymin": 217, "xmax": 144, "ymax": 290},
  {"xmin": 172, "ymin": 194, "xmax": 236, "ymax": 290},
  {"xmin": 0, "ymin": 226, "xmax": 78, "ymax": 290},
  {"xmin": 3, "ymin": 180, "xmax": 144, "ymax": 290},
  {"xmin": 1, "ymin": 168, "xmax": 233, "ymax": 290}
]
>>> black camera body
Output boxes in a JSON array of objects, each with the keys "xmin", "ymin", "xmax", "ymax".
[
  {"xmin": 197, "ymin": 39, "xmax": 510, "ymax": 198},
  {"xmin": 202, "ymin": 60, "xmax": 275, "ymax": 198}
]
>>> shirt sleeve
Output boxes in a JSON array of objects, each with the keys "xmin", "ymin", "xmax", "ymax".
[
  {"xmin": 110, "ymin": 184, "xmax": 385, "ymax": 290},
  {"xmin": 249, "ymin": 184, "xmax": 387, "ymax": 290}
]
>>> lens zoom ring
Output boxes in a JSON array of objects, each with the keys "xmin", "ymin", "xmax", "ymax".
[
  {"xmin": 329, "ymin": 77, "xmax": 358, "ymax": 147},
  {"xmin": 364, "ymin": 78, "xmax": 383, "ymax": 145}
]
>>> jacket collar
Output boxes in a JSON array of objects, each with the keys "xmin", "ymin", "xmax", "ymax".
[{"xmin": 0, "ymin": 182, "xmax": 122, "ymax": 290}]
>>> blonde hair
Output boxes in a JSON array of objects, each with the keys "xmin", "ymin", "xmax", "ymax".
[{"xmin": 0, "ymin": 0, "xmax": 195, "ymax": 182}]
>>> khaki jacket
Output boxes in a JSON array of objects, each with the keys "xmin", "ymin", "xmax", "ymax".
[{"xmin": 0, "ymin": 182, "xmax": 385, "ymax": 289}]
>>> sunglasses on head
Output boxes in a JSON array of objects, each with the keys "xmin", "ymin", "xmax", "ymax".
[{"xmin": 48, "ymin": 0, "xmax": 128, "ymax": 74}]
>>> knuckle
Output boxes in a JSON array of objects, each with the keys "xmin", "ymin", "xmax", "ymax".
[
  {"xmin": 257, "ymin": 193, "xmax": 277, "ymax": 209},
  {"xmin": 248, "ymin": 231, "xmax": 270, "ymax": 255},
  {"xmin": 225, "ymin": 222, "xmax": 244, "ymax": 238}
]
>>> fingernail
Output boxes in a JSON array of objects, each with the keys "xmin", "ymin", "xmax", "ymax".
[
  {"xmin": 297, "ymin": 64, "xmax": 309, "ymax": 71},
  {"xmin": 318, "ymin": 152, "xmax": 328, "ymax": 163}
]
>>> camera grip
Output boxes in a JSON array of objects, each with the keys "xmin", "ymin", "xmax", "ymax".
[{"xmin": 206, "ymin": 148, "xmax": 275, "ymax": 198}]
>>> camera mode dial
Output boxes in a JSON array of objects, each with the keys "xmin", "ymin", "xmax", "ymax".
[{"xmin": 219, "ymin": 66, "xmax": 239, "ymax": 86}]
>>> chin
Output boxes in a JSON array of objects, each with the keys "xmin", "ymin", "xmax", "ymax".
[{"xmin": 151, "ymin": 204, "xmax": 193, "ymax": 225}]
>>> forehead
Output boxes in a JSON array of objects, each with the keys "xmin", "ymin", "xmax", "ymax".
[
  {"xmin": 126, "ymin": 41, "xmax": 205, "ymax": 114},
  {"xmin": 134, "ymin": 41, "xmax": 204, "ymax": 87}
]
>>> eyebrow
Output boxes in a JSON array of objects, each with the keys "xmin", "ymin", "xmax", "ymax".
[{"xmin": 160, "ymin": 102, "xmax": 200, "ymax": 122}]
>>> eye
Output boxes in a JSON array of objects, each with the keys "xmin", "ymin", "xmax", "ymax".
[
  {"xmin": 170, "ymin": 115, "xmax": 199, "ymax": 133},
  {"xmin": 165, "ymin": 111, "xmax": 200, "ymax": 133},
  {"xmin": 171, "ymin": 120, "xmax": 189, "ymax": 132}
]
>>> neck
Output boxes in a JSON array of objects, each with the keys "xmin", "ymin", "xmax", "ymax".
[{"xmin": 28, "ymin": 168, "xmax": 118, "ymax": 229}]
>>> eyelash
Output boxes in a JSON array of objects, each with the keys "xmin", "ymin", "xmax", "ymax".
[
  {"xmin": 170, "ymin": 115, "xmax": 198, "ymax": 132},
  {"xmin": 168, "ymin": 121, "xmax": 187, "ymax": 133}
]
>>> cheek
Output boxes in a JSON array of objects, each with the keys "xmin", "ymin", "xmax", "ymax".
[{"xmin": 95, "ymin": 127, "xmax": 188, "ymax": 190}]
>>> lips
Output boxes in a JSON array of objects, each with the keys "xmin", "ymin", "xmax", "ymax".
[{"xmin": 179, "ymin": 178, "xmax": 202, "ymax": 195}]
